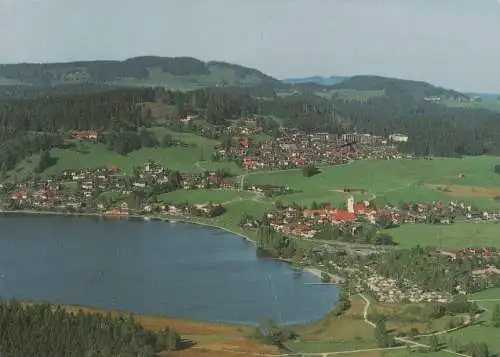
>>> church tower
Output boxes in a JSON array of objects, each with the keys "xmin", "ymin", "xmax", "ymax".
[{"xmin": 347, "ymin": 196, "xmax": 355, "ymax": 213}]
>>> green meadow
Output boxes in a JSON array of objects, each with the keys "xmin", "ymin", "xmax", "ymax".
[
  {"xmin": 8, "ymin": 141, "xmax": 242, "ymax": 180},
  {"xmin": 246, "ymin": 156, "xmax": 500, "ymax": 249}
]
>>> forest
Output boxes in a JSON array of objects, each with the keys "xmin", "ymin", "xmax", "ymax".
[
  {"xmin": 2, "ymin": 74, "xmax": 500, "ymax": 175},
  {"xmin": 0, "ymin": 301, "xmax": 181, "ymax": 357},
  {"xmin": 0, "ymin": 56, "xmax": 277, "ymax": 85}
]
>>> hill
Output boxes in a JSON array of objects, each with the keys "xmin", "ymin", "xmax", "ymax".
[
  {"xmin": 0, "ymin": 56, "xmax": 279, "ymax": 90},
  {"xmin": 331, "ymin": 75, "xmax": 468, "ymax": 102},
  {"xmin": 282, "ymin": 75, "xmax": 349, "ymax": 86}
]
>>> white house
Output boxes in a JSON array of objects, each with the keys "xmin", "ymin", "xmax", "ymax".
[{"xmin": 389, "ymin": 133, "xmax": 409, "ymax": 143}]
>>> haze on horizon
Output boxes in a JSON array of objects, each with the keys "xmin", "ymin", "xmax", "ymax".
[{"xmin": 1, "ymin": 0, "xmax": 499, "ymax": 93}]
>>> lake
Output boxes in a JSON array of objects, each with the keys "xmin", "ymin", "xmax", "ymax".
[{"xmin": 0, "ymin": 215, "xmax": 338, "ymax": 325}]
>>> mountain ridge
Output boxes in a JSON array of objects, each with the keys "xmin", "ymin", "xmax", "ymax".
[
  {"xmin": 0, "ymin": 56, "xmax": 279, "ymax": 89},
  {"xmin": 282, "ymin": 75, "xmax": 349, "ymax": 86}
]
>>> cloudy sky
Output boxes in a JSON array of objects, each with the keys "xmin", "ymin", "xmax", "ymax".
[{"xmin": 1, "ymin": 0, "xmax": 499, "ymax": 92}]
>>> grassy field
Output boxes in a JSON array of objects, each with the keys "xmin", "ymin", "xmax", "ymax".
[
  {"xmin": 147, "ymin": 126, "xmax": 221, "ymax": 151},
  {"xmin": 110, "ymin": 65, "xmax": 265, "ymax": 91},
  {"xmin": 159, "ymin": 189, "xmax": 256, "ymax": 205},
  {"xmin": 8, "ymin": 141, "xmax": 243, "ymax": 179},
  {"xmin": 246, "ymin": 156, "xmax": 500, "ymax": 249},
  {"xmin": 412, "ymin": 288, "xmax": 500, "ymax": 356},
  {"xmin": 441, "ymin": 97, "xmax": 500, "ymax": 113},
  {"xmin": 246, "ymin": 156, "xmax": 500, "ymax": 207},
  {"xmin": 383, "ymin": 222, "xmax": 500, "ymax": 249},
  {"xmin": 316, "ymin": 89, "xmax": 386, "ymax": 102},
  {"xmin": 289, "ymin": 296, "xmax": 379, "ymax": 353}
]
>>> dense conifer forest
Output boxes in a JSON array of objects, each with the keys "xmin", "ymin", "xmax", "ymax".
[
  {"xmin": 0, "ymin": 301, "xmax": 181, "ymax": 357},
  {"xmin": 1, "ymin": 58, "xmax": 500, "ymax": 172}
]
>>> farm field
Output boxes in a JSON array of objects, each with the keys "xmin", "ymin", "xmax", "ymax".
[
  {"xmin": 384, "ymin": 222, "xmax": 500, "ymax": 249},
  {"xmin": 246, "ymin": 156, "xmax": 500, "ymax": 207}
]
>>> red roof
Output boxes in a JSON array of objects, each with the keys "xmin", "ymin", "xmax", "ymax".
[
  {"xmin": 332, "ymin": 210, "xmax": 356, "ymax": 222},
  {"xmin": 239, "ymin": 139, "xmax": 250, "ymax": 148}
]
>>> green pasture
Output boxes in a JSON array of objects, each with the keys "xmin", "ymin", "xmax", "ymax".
[
  {"xmin": 8, "ymin": 142, "xmax": 242, "ymax": 179},
  {"xmin": 385, "ymin": 222, "xmax": 500, "ymax": 249},
  {"xmin": 158, "ymin": 189, "xmax": 255, "ymax": 205}
]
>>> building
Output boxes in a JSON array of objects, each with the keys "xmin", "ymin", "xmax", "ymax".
[{"xmin": 389, "ymin": 133, "xmax": 409, "ymax": 143}]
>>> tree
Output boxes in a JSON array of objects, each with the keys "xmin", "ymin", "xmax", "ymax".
[
  {"xmin": 429, "ymin": 335, "xmax": 440, "ymax": 352},
  {"xmin": 302, "ymin": 164, "xmax": 319, "ymax": 177},
  {"xmin": 491, "ymin": 303, "xmax": 500, "ymax": 327},
  {"xmin": 374, "ymin": 317, "xmax": 394, "ymax": 347},
  {"xmin": 35, "ymin": 150, "xmax": 56, "ymax": 173}
]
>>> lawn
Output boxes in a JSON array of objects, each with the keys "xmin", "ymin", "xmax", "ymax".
[{"xmin": 8, "ymin": 141, "xmax": 243, "ymax": 179}]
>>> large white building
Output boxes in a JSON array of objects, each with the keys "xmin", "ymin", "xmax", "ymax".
[{"xmin": 389, "ymin": 133, "xmax": 409, "ymax": 143}]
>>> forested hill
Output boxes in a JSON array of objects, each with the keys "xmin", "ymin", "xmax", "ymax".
[
  {"xmin": 0, "ymin": 56, "xmax": 279, "ymax": 89},
  {"xmin": 282, "ymin": 76, "xmax": 349, "ymax": 86},
  {"xmin": 331, "ymin": 75, "xmax": 468, "ymax": 101}
]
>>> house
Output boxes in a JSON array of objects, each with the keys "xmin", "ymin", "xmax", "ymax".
[
  {"xmin": 220, "ymin": 178, "xmax": 233, "ymax": 189},
  {"xmin": 389, "ymin": 133, "xmax": 409, "ymax": 143},
  {"xmin": 239, "ymin": 138, "xmax": 250, "ymax": 149},
  {"xmin": 331, "ymin": 210, "xmax": 356, "ymax": 223},
  {"xmin": 70, "ymin": 130, "xmax": 98, "ymax": 140},
  {"xmin": 11, "ymin": 190, "xmax": 28, "ymax": 200}
]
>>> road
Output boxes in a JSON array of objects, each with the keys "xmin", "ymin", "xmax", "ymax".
[{"xmin": 359, "ymin": 294, "xmax": 473, "ymax": 357}]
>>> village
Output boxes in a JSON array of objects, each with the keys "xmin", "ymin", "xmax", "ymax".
[
  {"xmin": 212, "ymin": 119, "xmax": 414, "ymax": 170},
  {"xmin": 2, "ymin": 161, "xmax": 229, "ymax": 219},
  {"xmin": 3, "ymin": 124, "xmax": 500, "ymax": 311}
]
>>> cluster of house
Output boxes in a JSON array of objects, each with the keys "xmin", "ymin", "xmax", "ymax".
[
  {"xmin": 265, "ymin": 196, "xmax": 378, "ymax": 238},
  {"xmin": 217, "ymin": 128, "xmax": 412, "ymax": 170},
  {"xmin": 3, "ymin": 161, "xmax": 229, "ymax": 218},
  {"xmin": 249, "ymin": 195, "xmax": 500, "ymax": 241},
  {"xmin": 390, "ymin": 200, "xmax": 500, "ymax": 224},
  {"xmin": 363, "ymin": 274, "xmax": 449, "ymax": 303},
  {"xmin": 141, "ymin": 201, "xmax": 225, "ymax": 218},
  {"xmin": 435, "ymin": 248, "xmax": 500, "ymax": 277},
  {"xmin": 69, "ymin": 130, "xmax": 98, "ymax": 141}
]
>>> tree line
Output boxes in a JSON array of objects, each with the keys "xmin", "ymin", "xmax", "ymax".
[{"xmin": 0, "ymin": 300, "xmax": 181, "ymax": 357}]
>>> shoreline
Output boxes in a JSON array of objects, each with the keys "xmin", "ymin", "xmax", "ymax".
[
  {"xmin": 0, "ymin": 209, "xmax": 340, "ymax": 281},
  {"xmin": 0, "ymin": 209, "xmax": 341, "ymax": 326},
  {"xmin": 0, "ymin": 209, "xmax": 342, "ymax": 280}
]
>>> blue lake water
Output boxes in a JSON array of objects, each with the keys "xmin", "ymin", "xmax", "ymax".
[{"xmin": 0, "ymin": 215, "xmax": 338, "ymax": 325}]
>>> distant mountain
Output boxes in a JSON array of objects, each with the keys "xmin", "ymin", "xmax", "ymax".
[
  {"xmin": 0, "ymin": 56, "xmax": 279, "ymax": 90},
  {"xmin": 332, "ymin": 75, "xmax": 469, "ymax": 101},
  {"xmin": 282, "ymin": 76, "xmax": 349, "ymax": 86}
]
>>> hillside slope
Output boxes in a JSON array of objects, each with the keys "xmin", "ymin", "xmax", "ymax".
[
  {"xmin": 282, "ymin": 75, "xmax": 349, "ymax": 86},
  {"xmin": 0, "ymin": 56, "xmax": 279, "ymax": 90},
  {"xmin": 332, "ymin": 75, "xmax": 468, "ymax": 102}
]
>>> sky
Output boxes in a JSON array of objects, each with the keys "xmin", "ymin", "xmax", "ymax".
[{"xmin": 1, "ymin": 0, "xmax": 499, "ymax": 93}]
